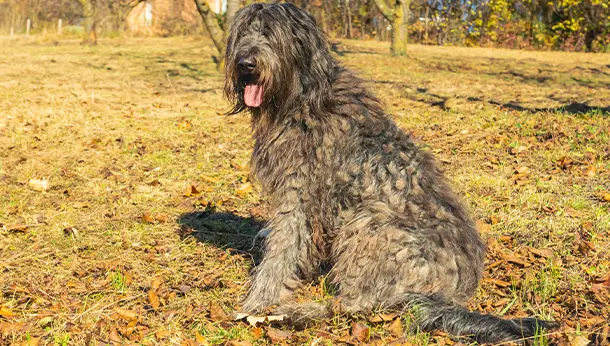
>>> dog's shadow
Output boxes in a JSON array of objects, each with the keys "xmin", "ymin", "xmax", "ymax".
[{"xmin": 178, "ymin": 209, "xmax": 267, "ymax": 263}]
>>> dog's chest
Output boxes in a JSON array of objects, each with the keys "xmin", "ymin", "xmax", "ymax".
[{"xmin": 251, "ymin": 124, "xmax": 341, "ymax": 190}]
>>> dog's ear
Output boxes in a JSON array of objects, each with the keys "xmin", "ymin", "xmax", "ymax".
[{"xmin": 278, "ymin": 4, "xmax": 336, "ymax": 112}]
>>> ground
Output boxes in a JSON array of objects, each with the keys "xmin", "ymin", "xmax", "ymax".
[{"xmin": 0, "ymin": 36, "xmax": 609, "ymax": 346}]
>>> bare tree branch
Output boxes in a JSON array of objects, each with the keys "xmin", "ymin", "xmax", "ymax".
[
  {"xmin": 371, "ymin": 0, "xmax": 395, "ymax": 21},
  {"xmin": 194, "ymin": 0, "xmax": 224, "ymax": 53},
  {"xmin": 224, "ymin": 0, "xmax": 239, "ymax": 38}
]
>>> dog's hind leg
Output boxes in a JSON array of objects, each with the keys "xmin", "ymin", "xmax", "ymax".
[
  {"xmin": 330, "ymin": 211, "xmax": 465, "ymax": 309},
  {"xmin": 241, "ymin": 201, "xmax": 321, "ymax": 313},
  {"xmin": 329, "ymin": 216, "xmax": 555, "ymax": 343}
]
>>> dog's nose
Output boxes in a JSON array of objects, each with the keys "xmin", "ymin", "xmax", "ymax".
[{"xmin": 238, "ymin": 58, "xmax": 256, "ymax": 73}]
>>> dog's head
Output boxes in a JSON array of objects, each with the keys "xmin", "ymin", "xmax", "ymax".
[{"xmin": 224, "ymin": 3, "xmax": 335, "ymax": 116}]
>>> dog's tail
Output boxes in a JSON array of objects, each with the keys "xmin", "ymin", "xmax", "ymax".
[{"xmin": 276, "ymin": 293, "xmax": 557, "ymax": 344}]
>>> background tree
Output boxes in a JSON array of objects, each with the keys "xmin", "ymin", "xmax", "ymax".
[
  {"xmin": 1, "ymin": 0, "xmax": 608, "ymax": 52},
  {"xmin": 76, "ymin": 0, "xmax": 96, "ymax": 44},
  {"xmin": 371, "ymin": 0, "xmax": 410, "ymax": 55},
  {"xmin": 194, "ymin": 0, "xmax": 240, "ymax": 66}
]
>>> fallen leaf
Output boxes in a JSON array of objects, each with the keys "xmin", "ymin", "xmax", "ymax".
[
  {"xmin": 601, "ymin": 193, "xmax": 610, "ymax": 202},
  {"xmin": 252, "ymin": 327, "xmax": 263, "ymax": 339},
  {"xmin": 21, "ymin": 337, "xmax": 41, "ymax": 346},
  {"xmin": 576, "ymin": 238, "xmax": 595, "ymax": 256},
  {"xmin": 7, "ymin": 224, "xmax": 28, "ymax": 233},
  {"xmin": 368, "ymin": 312, "xmax": 398, "ymax": 323},
  {"xmin": 142, "ymin": 212, "xmax": 154, "ymax": 223},
  {"xmin": 37, "ymin": 316, "xmax": 54, "ymax": 327},
  {"xmin": 542, "ymin": 205, "xmax": 557, "ymax": 213},
  {"xmin": 155, "ymin": 329, "xmax": 171, "ymax": 340},
  {"xmin": 493, "ymin": 298, "xmax": 509, "ymax": 307},
  {"xmin": 351, "ymin": 322, "xmax": 370, "ymax": 342},
  {"xmin": 195, "ymin": 330, "xmax": 209, "ymax": 345},
  {"xmin": 235, "ymin": 182, "xmax": 253, "ymax": 197},
  {"xmin": 490, "ymin": 215, "xmax": 500, "ymax": 225},
  {"xmin": 226, "ymin": 341, "xmax": 251, "ymax": 346},
  {"xmin": 125, "ymin": 272, "xmax": 133, "ymax": 286},
  {"xmin": 515, "ymin": 166, "xmax": 531, "ymax": 174},
  {"xmin": 154, "ymin": 213, "xmax": 169, "ymax": 223},
  {"xmin": 151, "ymin": 278, "xmax": 162, "ymax": 291},
  {"xmin": 118, "ymin": 320, "xmax": 136, "ymax": 337},
  {"xmin": 163, "ymin": 309, "xmax": 178, "ymax": 320},
  {"xmin": 499, "ymin": 235, "xmax": 512, "ymax": 242},
  {"xmin": 558, "ymin": 156, "xmax": 574, "ymax": 169},
  {"xmin": 569, "ymin": 334, "xmax": 590, "ymax": 346},
  {"xmin": 147, "ymin": 178, "xmax": 162, "ymax": 186},
  {"xmin": 233, "ymin": 312, "xmax": 286, "ymax": 326},
  {"xmin": 584, "ymin": 165, "xmax": 596, "ymax": 177},
  {"xmin": 28, "ymin": 178, "xmax": 49, "ymax": 192},
  {"xmin": 63, "ymin": 227, "xmax": 78, "ymax": 238},
  {"xmin": 502, "ymin": 254, "xmax": 528, "ymax": 266},
  {"xmin": 509, "ymin": 145, "xmax": 527, "ymax": 155},
  {"xmin": 387, "ymin": 318, "xmax": 403, "ymax": 337},
  {"xmin": 73, "ymin": 201, "xmax": 89, "ymax": 209},
  {"xmin": 179, "ymin": 198, "xmax": 194, "ymax": 210},
  {"xmin": 177, "ymin": 284, "xmax": 192, "ymax": 294},
  {"xmin": 484, "ymin": 278, "xmax": 511, "ymax": 288},
  {"xmin": 84, "ymin": 138, "xmax": 101, "ymax": 147},
  {"xmin": 0, "ymin": 306, "xmax": 16, "ymax": 318},
  {"xmin": 148, "ymin": 290, "xmax": 160, "ymax": 310},
  {"xmin": 230, "ymin": 160, "xmax": 249, "ymax": 171},
  {"xmin": 109, "ymin": 327, "xmax": 121, "ymax": 343},
  {"xmin": 200, "ymin": 175, "xmax": 219, "ymax": 184},
  {"xmin": 184, "ymin": 184, "xmax": 200, "ymax": 197},
  {"xmin": 176, "ymin": 119, "xmax": 193, "ymax": 130},
  {"xmin": 529, "ymin": 247, "xmax": 553, "ymax": 258},
  {"xmin": 581, "ymin": 316, "xmax": 606, "ymax": 327},
  {"xmin": 476, "ymin": 220, "xmax": 491, "ymax": 234},
  {"xmin": 169, "ymin": 291, "xmax": 177, "ymax": 302},
  {"xmin": 565, "ymin": 207, "xmax": 582, "ymax": 218},
  {"xmin": 266, "ymin": 326, "xmax": 292, "ymax": 343},
  {"xmin": 113, "ymin": 307, "xmax": 138, "ymax": 321},
  {"xmin": 514, "ymin": 178, "xmax": 532, "ymax": 186},
  {"xmin": 0, "ymin": 321, "xmax": 25, "ymax": 334},
  {"xmin": 155, "ymin": 244, "xmax": 171, "ymax": 254},
  {"xmin": 208, "ymin": 302, "xmax": 229, "ymax": 322}
]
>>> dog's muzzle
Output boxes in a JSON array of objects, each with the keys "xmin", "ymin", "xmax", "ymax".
[{"xmin": 238, "ymin": 57, "xmax": 257, "ymax": 74}]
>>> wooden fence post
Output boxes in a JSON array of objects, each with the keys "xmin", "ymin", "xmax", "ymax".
[{"xmin": 26, "ymin": 19, "xmax": 31, "ymax": 35}]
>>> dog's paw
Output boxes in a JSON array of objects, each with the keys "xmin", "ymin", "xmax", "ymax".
[{"xmin": 240, "ymin": 292, "xmax": 279, "ymax": 313}]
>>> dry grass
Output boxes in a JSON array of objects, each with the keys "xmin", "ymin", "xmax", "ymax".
[{"xmin": 0, "ymin": 36, "xmax": 609, "ymax": 346}]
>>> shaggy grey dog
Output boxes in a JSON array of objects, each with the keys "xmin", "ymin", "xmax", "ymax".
[{"xmin": 224, "ymin": 3, "xmax": 555, "ymax": 343}]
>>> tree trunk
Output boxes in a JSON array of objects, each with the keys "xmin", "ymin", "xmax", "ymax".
[
  {"xmin": 345, "ymin": 0, "xmax": 352, "ymax": 38},
  {"xmin": 194, "ymin": 0, "xmax": 225, "ymax": 53},
  {"xmin": 224, "ymin": 0, "xmax": 240, "ymax": 42},
  {"xmin": 80, "ymin": 0, "xmax": 97, "ymax": 45},
  {"xmin": 584, "ymin": 28, "xmax": 598, "ymax": 52},
  {"xmin": 424, "ymin": 5, "xmax": 429, "ymax": 43},
  {"xmin": 371, "ymin": 0, "xmax": 409, "ymax": 55},
  {"xmin": 528, "ymin": 0, "xmax": 537, "ymax": 46},
  {"xmin": 318, "ymin": 0, "xmax": 328, "ymax": 33},
  {"xmin": 391, "ymin": 0, "xmax": 409, "ymax": 55}
]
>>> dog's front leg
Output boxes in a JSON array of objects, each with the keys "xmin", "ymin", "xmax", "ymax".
[{"xmin": 241, "ymin": 201, "xmax": 317, "ymax": 313}]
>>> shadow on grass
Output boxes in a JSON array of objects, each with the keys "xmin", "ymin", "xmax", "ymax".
[
  {"xmin": 485, "ymin": 100, "xmax": 610, "ymax": 115},
  {"xmin": 374, "ymin": 79, "xmax": 610, "ymax": 116},
  {"xmin": 178, "ymin": 209, "xmax": 266, "ymax": 262}
]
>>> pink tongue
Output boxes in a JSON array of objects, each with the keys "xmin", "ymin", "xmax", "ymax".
[{"xmin": 244, "ymin": 84, "xmax": 264, "ymax": 107}]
